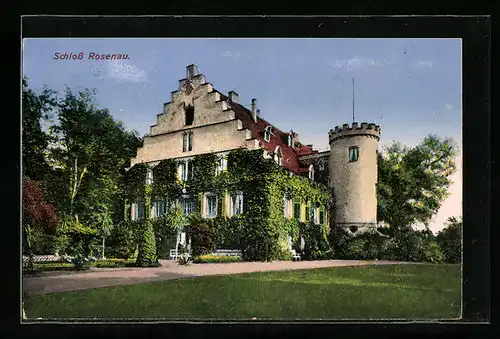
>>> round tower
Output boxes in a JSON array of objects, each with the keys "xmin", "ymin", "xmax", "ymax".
[{"xmin": 328, "ymin": 122, "xmax": 381, "ymax": 234}]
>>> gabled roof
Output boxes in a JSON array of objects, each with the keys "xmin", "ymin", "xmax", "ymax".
[{"xmin": 216, "ymin": 90, "xmax": 316, "ymax": 174}]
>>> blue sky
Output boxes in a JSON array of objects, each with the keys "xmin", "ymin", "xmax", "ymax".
[{"xmin": 22, "ymin": 38, "xmax": 462, "ymax": 232}]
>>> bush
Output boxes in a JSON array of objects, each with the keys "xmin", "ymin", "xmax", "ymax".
[
  {"xmin": 301, "ymin": 221, "xmax": 331, "ymax": 260},
  {"xmin": 151, "ymin": 215, "xmax": 178, "ymax": 259},
  {"xmin": 106, "ymin": 220, "xmax": 141, "ymax": 259},
  {"xmin": 135, "ymin": 220, "xmax": 158, "ymax": 267},
  {"xmin": 436, "ymin": 217, "xmax": 462, "ymax": 263},
  {"xmin": 193, "ymin": 254, "xmax": 242, "ymax": 263},
  {"xmin": 187, "ymin": 219, "xmax": 216, "ymax": 256},
  {"xmin": 392, "ymin": 229, "xmax": 445, "ymax": 263}
]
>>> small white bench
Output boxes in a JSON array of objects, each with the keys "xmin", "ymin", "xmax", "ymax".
[
  {"xmin": 291, "ymin": 249, "xmax": 301, "ymax": 261},
  {"xmin": 170, "ymin": 249, "xmax": 191, "ymax": 261}
]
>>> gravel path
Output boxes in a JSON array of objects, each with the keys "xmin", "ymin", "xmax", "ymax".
[{"xmin": 22, "ymin": 259, "xmax": 408, "ymax": 297}]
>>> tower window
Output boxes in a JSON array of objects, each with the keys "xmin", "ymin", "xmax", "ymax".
[
  {"xmin": 349, "ymin": 146, "xmax": 359, "ymax": 162},
  {"xmin": 185, "ymin": 105, "xmax": 194, "ymax": 125},
  {"xmin": 319, "ymin": 162, "xmax": 325, "ymax": 171},
  {"xmin": 287, "ymin": 135, "xmax": 293, "ymax": 147}
]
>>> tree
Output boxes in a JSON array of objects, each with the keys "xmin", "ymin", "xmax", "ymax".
[
  {"xmin": 377, "ymin": 135, "xmax": 457, "ymax": 233},
  {"xmin": 22, "ymin": 77, "xmax": 57, "ymax": 181},
  {"xmin": 437, "ymin": 216, "xmax": 462, "ymax": 263},
  {"xmin": 22, "ymin": 178, "xmax": 59, "ymax": 270}
]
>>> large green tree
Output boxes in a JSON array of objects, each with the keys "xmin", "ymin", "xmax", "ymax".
[
  {"xmin": 377, "ymin": 135, "xmax": 457, "ymax": 233},
  {"xmin": 45, "ymin": 87, "xmax": 142, "ymax": 256},
  {"xmin": 22, "ymin": 77, "xmax": 57, "ymax": 181}
]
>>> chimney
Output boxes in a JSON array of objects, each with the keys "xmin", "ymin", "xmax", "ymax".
[
  {"xmin": 251, "ymin": 98, "xmax": 257, "ymax": 122},
  {"xmin": 228, "ymin": 90, "xmax": 239, "ymax": 103},
  {"xmin": 256, "ymin": 109, "xmax": 260, "ymax": 118},
  {"xmin": 186, "ymin": 64, "xmax": 199, "ymax": 80}
]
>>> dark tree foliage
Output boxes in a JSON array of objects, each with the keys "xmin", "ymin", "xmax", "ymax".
[
  {"xmin": 22, "ymin": 77, "xmax": 57, "ymax": 181},
  {"xmin": 436, "ymin": 216, "xmax": 462, "ymax": 264}
]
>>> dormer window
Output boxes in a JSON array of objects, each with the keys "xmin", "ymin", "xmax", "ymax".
[
  {"xmin": 287, "ymin": 134, "xmax": 293, "ymax": 147},
  {"xmin": 263, "ymin": 126, "xmax": 272, "ymax": 142},
  {"xmin": 274, "ymin": 146, "xmax": 283, "ymax": 166},
  {"xmin": 184, "ymin": 104, "xmax": 194, "ymax": 126},
  {"xmin": 308, "ymin": 165, "xmax": 315, "ymax": 181}
]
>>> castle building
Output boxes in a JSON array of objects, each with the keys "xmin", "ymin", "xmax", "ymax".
[{"xmin": 128, "ymin": 64, "xmax": 381, "ymax": 240}]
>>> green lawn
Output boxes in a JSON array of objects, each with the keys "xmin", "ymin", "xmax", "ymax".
[{"xmin": 24, "ymin": 263, "xmax": 461, "ymax": 320}]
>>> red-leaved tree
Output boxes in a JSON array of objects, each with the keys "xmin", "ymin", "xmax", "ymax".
[{"xmin": 22, "ymin": 178, "xmax": 59, "ymax": 234}]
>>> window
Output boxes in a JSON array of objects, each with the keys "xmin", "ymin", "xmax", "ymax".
[
  {"xmin": 283, "ymin": 194, "xmax": 287, "ymax": 217},
  {"xmin": 215, "ymin": 156, "xmax": 227, "ymax": 176},
  {"xmin": 293, "ymin": 202, "xmax": 301, "ymax": 219},
  {"xmin": 263, "ymin": 126, "xmax": 272, "ymax": 142},
  {"xmin": 185, "ymin": 105, "xmax": 194, "ymax": 125},
  {"xmin": 319, "ymin": 210, "xmax": 325, "ymax": 225},
  {"xmin": 146, "ymin": 168, "xmax": 153, "ymax": 185},
  {"xmin": 206, "ymin": 194, "xmax": 218, "ymax": 218},
  {"xmin": 182, "ymin": 132, "xmax": 193, "ymax": 152},
  {"xmin": 178, "ymin": 160, "xmax": 193, "ymax": 182},
  {"xmin": 305, "ymin": 206, "xmax": 310, "ymax": 222},
  {"xmin": 131, "ymin": 202, "xmax": 145, "ymax": 221},
  {"xmin": 287, "ymin": 134, "xmax": 293, "ymax": 147},
  {"xmin": 179, "ymin": 196, "xmax": 196, "ymax": 216},
  {"xmin": 275, "ymin": 151, "xmax": 282, "ymax": 166},
  {"xmin": 311, "ymin": 208, "xmax": 316, "ymax": 224},
  {"xmin": 232, "ymin": 191, "xmax": 244, "ymax": 215},
  {"xmin": 319, "ymin": 162, "xmax": 325, "ymax": 171},
  {"xmin": 152, "ymin": 200, "xmax": 167, "ymax": 218},
  {"xmin": 309, "ymin": 167, "xmax": 314, "ymax": 181},
  {"xmin": 349, "ymin": 146, "xmax": 359, "ymax": 162}
]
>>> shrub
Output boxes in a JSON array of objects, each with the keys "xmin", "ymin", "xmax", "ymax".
[
  {"xmin": 301, "ymin": 221, "xmax": 331, "ymax": 260},
  {"xmin": 135, "ymin": 220, "xmax": 158, "ymax": 267},
  {"xmin": 193, "ymin": 254, "xmax": 242, "ymax": 263},
  {"xmin": 106, "ymin": 221, "xmax": 140, "ymax": 259},
  {"xmin": 151, "ymin": 215, "xmax": 179, "ymax": 259},
  {"xmin": 187, "ymin": 219, "xmax": 216, "ymax": 256},
  {"xmin": 436, "ymin": 217, "xmax": 462, "ymax": 263}
]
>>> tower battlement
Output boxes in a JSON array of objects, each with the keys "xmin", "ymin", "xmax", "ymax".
[{"xmin": 328, "ymin": 122, "xmax": 381, "ymax": 144}]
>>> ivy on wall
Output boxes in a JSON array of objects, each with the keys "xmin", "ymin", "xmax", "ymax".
[{"xmin": 122, "ymin": 148, "xmax": 332, "ymax": 261}]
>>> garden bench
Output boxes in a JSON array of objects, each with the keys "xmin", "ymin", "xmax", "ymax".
[
  {"xmin": 170, "ymin": 249, "xmax": 191, "ymax": 261},
  {"xmin": 291, "ymin": 249, "xmax": 301, "ymax": 261}
]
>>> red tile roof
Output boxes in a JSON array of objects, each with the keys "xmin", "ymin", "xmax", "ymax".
[{"xmin": 216, "ymin": 91, "xmax": 316, "ymax": 174}]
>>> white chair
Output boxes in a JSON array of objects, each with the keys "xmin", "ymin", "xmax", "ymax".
[{"xmin": 169, "ymin": 249, "xmax": 178, "ymax": 261}]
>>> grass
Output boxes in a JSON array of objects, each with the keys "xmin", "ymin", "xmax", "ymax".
[
  {"xmin": 24, "ymin": 263, "xmax": 461, "ymax": 320},
  {"xmin": 23, "ymin": 259, "xmax": 136, "ymax": 274}
]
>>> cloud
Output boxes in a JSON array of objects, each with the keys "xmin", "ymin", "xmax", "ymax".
[
  {"xmin": 221, "ymin": 51, "xmax": 252, "ymax": 61},
  {"xmin": 327, "ymin": 57, "xmax": 386, "ymax": 72},
  {"xmin": 106, "ymin": 60, "xmax": 147, "ymax": 83},
  {"xmin": 444, "ymin": 103, "xmax": 453, "ymax": 112},
  {"xmin": 414, "ymin": 60, "xmax": 435, "ymax": 71}
]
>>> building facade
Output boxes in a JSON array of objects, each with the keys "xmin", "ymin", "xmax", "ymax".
[{"xmin": 128, "ymin": 64, "xmax": 381, "ymax": 240}]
